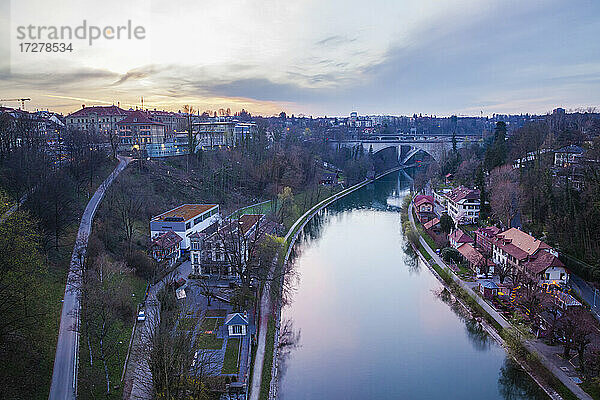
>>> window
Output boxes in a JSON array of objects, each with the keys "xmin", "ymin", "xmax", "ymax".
[
  {"xmin": 545, "ymin": 273, "xmax": 550, "ymax": 280},
  {"xmin": 560, "ymin": 273, "xmax": 565, "ymax": 280},
  {"xmin": 233, "ymin": 325, "xmax": 242, "ymax": 334},
  {"xmin": 185, "ymin": 222, "xmax": 191, "ymax": 230}
]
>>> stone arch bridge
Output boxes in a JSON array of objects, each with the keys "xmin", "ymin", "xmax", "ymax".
[{"xmin": 335, "ymin": 136, "xmax": 470, "ymax": 165}]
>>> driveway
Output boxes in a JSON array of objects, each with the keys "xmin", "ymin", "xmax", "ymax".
[{"xmin": 48, "ymin": 156, "xmax": 131, "ymax": 400}]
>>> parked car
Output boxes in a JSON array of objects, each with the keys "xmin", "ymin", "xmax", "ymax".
[{"xmin": 137, "ymin": 310, "xmax": 146, "ymax": 321}]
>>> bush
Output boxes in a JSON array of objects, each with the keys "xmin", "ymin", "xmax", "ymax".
[
  {"xmin": 441, "ymin": 247, "xmax": 462, "ymax": 264},
  {"xmin": 126, "ymin": 250, "xmax": 156, "ymax": 279}
]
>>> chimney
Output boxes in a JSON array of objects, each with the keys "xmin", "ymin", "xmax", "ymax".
[{"xmin": 82, "ymin": 104, "xmax": 85, "ymax": 109}]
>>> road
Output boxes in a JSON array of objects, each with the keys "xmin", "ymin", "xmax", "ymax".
[
  {"xmin": 48, "ymin": 156, "xmax": 131, "ymax": 400},
  {"xmin": 570, "ymin": 274, "xmax": 600, "ymax": 322},
  {"xmin": 127, "ymin": 260, "xmax": 192, "ymax": 399}
]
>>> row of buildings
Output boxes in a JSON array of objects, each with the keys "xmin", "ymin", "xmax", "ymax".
[
  {"xmin": 414, "ymin": 188, "xmax": 569, "ymax": 287},
  {"xmin": 65, "ymin": 105, "xmax": 257, "ymax": 157}
]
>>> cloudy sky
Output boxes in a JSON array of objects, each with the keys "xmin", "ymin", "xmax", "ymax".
[{"xmin": 1, "ymin": 0, "xmax": 599, "ymax": 116}]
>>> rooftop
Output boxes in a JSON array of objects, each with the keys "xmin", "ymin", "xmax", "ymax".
[
  {"xmin": 68, "ymin": 105, "xmax": 129, "ymax": 117},
  {"xmin": 496, "ymin": 228, "xmax": 551, "ymax": 256},
  {"xmin": 117, "ymin": 110, "xmax": 164, "ymax": 126},
  {"xmin": 446, "ymin": 185, "xmax": 480, "ymax": 203},
  {"xmin": 152, "ymin": 230, "xmax": 182, "ymax": 248},
  {"xmin": 152, "ymin": 204, "xmax": 218, "ymax": 222},
  {"xmin": 450, "ymin": 228, "xmax": 474, "ymax": 244}
]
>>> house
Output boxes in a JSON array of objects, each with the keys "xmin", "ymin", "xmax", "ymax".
[
  {"xmin": 65, "ymin": 105, "xmax": 129, "ymax": 133},
  {"xmin": 151, "ymin": 230, "xmax": 182, "ymax": 267},
  {"xmin": 150, "ymin": 204, "xmax": 220, "ymax": 252},
  {"xmin": 478, "ymin": 280, "xmax": 499, "ymax": 299},
  {"xmin": 457, "ymin": 243, "xmax": 494, "ymax": 274},
  {"xmin": 225, "ymin": 312, "xmax": 249, "ymax": 337},
  {"xmin": 491, "ymin": 228, "xmax": 569, "ymax": 284},
  {"xmin": 319, "ymin": 172, "xmax": 338, "ymax": 185},
  {"xmin": 445, "ymin": 186, "xmax": 480, "ymax": 225},
  {"xmin": 554, "ymin": 145, "xmax": 584, "ymax": 167},
  {"xmin": 449, "ymin": 228, "xmax": 474, "ymax": 248},
  {"xmin": 413, "ymin": 195, "xmax": 435, "ymax": 223},
  {"xmin": 117, "ymin": 110, "xmax": 166, "ymax": 153},
  {"xmin": 474, "ymin": 226, "xmax": 501, "ymax": 254},
  {"xmin": 192, "ymin": 214, "xmax": 276, "ymax": 278}
]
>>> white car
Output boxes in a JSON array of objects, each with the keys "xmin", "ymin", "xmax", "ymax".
[{"xmin": 137, "ymin": 310, "xmax": 146, "ymax": 321}]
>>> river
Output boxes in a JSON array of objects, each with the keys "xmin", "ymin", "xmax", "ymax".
[{"xmin": 277, "ymin": 170, "xmax": 549, "ymax": 400}]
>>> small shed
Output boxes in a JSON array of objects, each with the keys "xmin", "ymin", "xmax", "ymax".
[
  {"xmin": 225, "ymin": 312, "xmax": 249, "ymax": 337},
  {"xmin": 478, "ymin": 280, "xmax": 498, "ymax": 299}
]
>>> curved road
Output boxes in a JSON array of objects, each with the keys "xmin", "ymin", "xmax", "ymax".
[{"xmin": 49, "ymin": 156, "xmax": 132, "ymax": 400}]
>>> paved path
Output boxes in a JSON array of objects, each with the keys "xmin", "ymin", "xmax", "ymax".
[
  {"xmin": 49, "ymin": 156, "xmax": 132, "ymax": 400},
  {"xmin": 408, "ymin": 200, "xmax": 592, "ymax": 400},
  {"xmin": 127, "ymin": 261, "xmax": 192, "ymax": 399},
  {"xmin": 0, "ymin": 191, "xmax": 29, "ymax": 224},
  {"xmin": 248, "ymin": 278, "xmax": 272, "ymax": 400},
  {"xmin": 570, "ymin": 274, "xmax": 600, "ymax": 322}
]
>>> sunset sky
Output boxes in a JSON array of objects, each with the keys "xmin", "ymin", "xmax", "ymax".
[{"xmin": 1, "ymin": 0, "xmax": 599, "ymax": 116}]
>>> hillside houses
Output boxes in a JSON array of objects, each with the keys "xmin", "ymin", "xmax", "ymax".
[{"xmin": 444, "ymin": 186, "xmax": 480, "ymax": 225}]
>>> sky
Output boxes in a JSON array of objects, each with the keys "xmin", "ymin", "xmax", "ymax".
[{"xmin": 0, "ymin": 0, "xmax": 599, "ymax": 117}]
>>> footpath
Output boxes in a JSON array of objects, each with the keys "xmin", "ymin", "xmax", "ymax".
[{"xmin": 407, "ymin": 200, "xmax": 592, "ymax": 400}]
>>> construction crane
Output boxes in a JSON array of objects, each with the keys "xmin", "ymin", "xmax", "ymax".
[{"xmin": 0, "ymin": 98, "xmax": 31, "ymax": 110}]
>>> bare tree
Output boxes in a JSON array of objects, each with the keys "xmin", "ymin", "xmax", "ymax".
[{"xmin": 489, "ymin": 165, "xmax": 522, "ymax": 228}]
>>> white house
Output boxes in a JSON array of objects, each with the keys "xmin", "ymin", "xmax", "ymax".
[
  {"xmin": 150, "ymin": 204, "xmax": 220, "ymax": 251},
  {"xmin": 445, "ymin": 186, "xmax": 480, "ymax": 225},
  {"xmin": 225, "ymin": 313, "xmax": 249, "ymax": 337}
]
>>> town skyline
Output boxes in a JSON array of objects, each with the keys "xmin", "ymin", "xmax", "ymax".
[{"xmin": 1, "ymin": 0, "xmax": 599, "ymax": 116}]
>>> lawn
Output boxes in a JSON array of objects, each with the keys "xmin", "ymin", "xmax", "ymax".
[
  {"xmin": 200, "ymin": 317, "xmax": 224, "ymax": 332},
  {"xmin": 222, "ymin": 338, "xmax": 241, "ymax": 374},
  {"xmin": 179, "ymin": 317, "xmax": 197, "ymax": 331},
  {"xmin": 196, "ymin": 334, "xmax": 224, "ymax": 350},
  {"xmin": 205, "ymin": 309, "xmax": 227, "ymax": 317},
  {"xmin": 228, "ymin": 200, "xmax": 275, "ymax": 219},
  {"xmin": 259, "ymin": 318, "xmax": 276, "ymax": 400}
]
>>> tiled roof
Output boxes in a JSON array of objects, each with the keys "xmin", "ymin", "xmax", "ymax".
[
  {"xmin": 152, "ymin": 230, "xmax": 182, "ymax": 248},
  {"xmin": 496, "ymin": 228, "xmax": 551, "ymax": 256},
  {"xmin": 524, "ymin": 251, "xmax": 565, "ymax": 275},
  {"xmin": 446, "ymin": 186, "xmax": 480, "ymax": 203},
  {"xmin": 152, "ymin": 204, "xmax": 218, "ymax": 222},
  {"xmin": 117, "ymin": 110, "xmax": 164, "ymax": 126},
  {"xmin": 457, "ymin": 243, "xmax": 485, "ymax": 266},
  {"xmin": 68, "ymin": 105, "xmax": 129, "ymax": 117},
  {"xmin": 238, "ymin": 214, "xmax": 263, "ymax": 235},
  {"xmin": 414, "ymin": 195, "xmax": 434, "ymax": 207},
  {"xmin": 424, "ymin": 217, "xmax": 440, "ymax": 230},
  {"xmin": 450, "ymin": 229, "xmax": 474, "ymax": 244}
]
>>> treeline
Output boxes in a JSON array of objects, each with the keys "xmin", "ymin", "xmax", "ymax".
[{"xmin": 0, "ymin": 117, "xmax": 115, "ymax": 399}]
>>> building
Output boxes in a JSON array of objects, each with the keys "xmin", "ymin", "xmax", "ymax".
[
  {"xmin": 117, "ymin": 110, "xmax": 166, "ymax": 152},
  {"xmin": 225, "ymin": 313, "xmax": 249, "ymax": 337},
  {"xmin": 474, "ymin": 226, "xmax": 501, "ymax": 254},
  {"xmin": 478, "ymin": 280, "xmax": 499, "ymax": 299},
  {"xmin": 150, "ymin": 204, "xmax": 220, "ymax": 251},
  {"xmin": 449, "ymin": 228, "xmax": 474, "ymax": 248},
  {"xmin": 233, "ymin": 122, "xmax": 257, "ymax": 142},
  {"xmin": 457, "ymin": 243, "xmax": 494, "ymax": 274},
  {"xmin": 491, "ymin": 228, "xmax": 569, "ymax": 284},
  {"xmin": 192, "ymin": 121, "xmax": 257, "ymax": 150},
  {"xmin": 554, "ymin": 145, "xmax": 584, "ymax": 167},
  {"xmin": 65, "ymin": 105, "xmax": 129, "ymax": 133},
  {"xmin": 445, "ymin": 186, "xmax": 480, "ymax": 225},
  {"xmin": 151, "ymin": 230, "xmax": 182, "ymax": 267},
  {"xmin": 413, "ymin": 195, "xmax": 435, "ymax": 223},
  {"xmin": 319, "ymin": 172, "xmax": 338, "ymax": 185},
  {"xmin": 147, "ymin": 110, "xmax": 185, "ymax": 133}
]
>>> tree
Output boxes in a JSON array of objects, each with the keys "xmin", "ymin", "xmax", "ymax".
[
  {"xmin": 183, "ymin": 105, "xmax": 197, "ymax": 173},
  {"xmin": 277, "ymin": 186, "xmax": 295, "ymax": 225},
  {"xmin": 108, "ymin": 178, "xmax": 143, "ymax": 256},
  {"xmin": 440, "ymin": 213, "xmax": 454, "ymax": 235},
  {"xmin": 197, "ymin": 279, "xmax": 217, "ymax": 307},
  {"xmin": 489, "ymin": 166, "xmax": 522, "ymax": 228},
  {"xmin": 495, "ymin": 262, "xmax": 512, "ymax": 284}
]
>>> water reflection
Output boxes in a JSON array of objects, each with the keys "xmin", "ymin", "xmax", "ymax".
[{"xmin": 278, "ymin": 170, "xmax": 548, "ymax": 400}]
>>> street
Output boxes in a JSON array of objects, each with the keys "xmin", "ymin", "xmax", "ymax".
[{"xmin": 48, "ymin": 156, "xmax": 131, "ymax": 400}]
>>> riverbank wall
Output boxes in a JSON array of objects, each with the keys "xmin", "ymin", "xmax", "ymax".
[{"xmin": 265, "ymin": 166, "xmax": 403, "ymax": 400}]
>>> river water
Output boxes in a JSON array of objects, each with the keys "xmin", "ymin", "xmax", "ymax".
[{"xmin": 278, "ymin": 171, "xmax": 548, "ymax": 400}]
